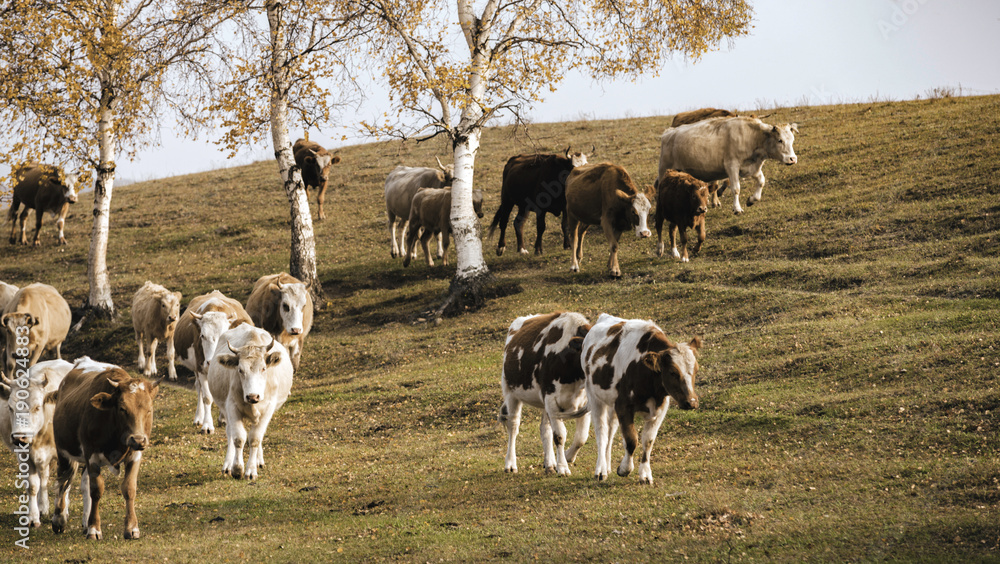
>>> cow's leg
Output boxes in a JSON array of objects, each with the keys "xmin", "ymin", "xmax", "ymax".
[
  {"xmin": 166, "ymin": 336, "xmax": 177, "ymax": 381},
  {"xmin": 493, "ymin": 201, "xmax": 514, "ymax": 256},
  {"xmin": 419, "ymin": 229, "xmax": 434, "ymax": 267},
  {"xmin": 56, "ymin": 215, "xmax": 67, "ymax": 245},
  {"xmin": 135, "ymin": 331, "xmax": 147, "ymax": 373},
  {"xmin": 511, "ymin": 206, "xmax": 530, "ymax": 255},
  {"xmin": 533, "ymin": 211, "xmax": 547, "ymax": 255},
  {"xmin": 677, "ymin": 224, "xmax": 690, "ymax": 262},
  {"xmin": 539, "ymin": 409, "xmax": 557, "ymax": 473},
  {"xmin": 197, "ymin": 373, "xmax": 215, "ymax": 434},
  {"xmin": 708, "ymin": 181, "xmax": 721, "ymax": 208},
  {"xmin": 560, "ymin": 210, "xmax": 571, "ymax": 250},
  {"xmin": 617, "ymin": 406, "xmax": 638, "ymax": 478},
  {"xmin": 36, "ymin": 455, "xmax": 51, "ymax": 524},
  {"xmin": 121, "ymin": 454, "xmax": 142, "ymax": 539},
  {"xmin": 747, "ymin": 168, "xmax": 766, "ymax": 207},
  {"xmin": 601, "ymin": 220, "xmax": 622, "ymax": 278},
  {"xmin": 500, "ymin": 397, "xmax": 522, "ymax": 473},
  {"xmin": 145, "ymin": 337, "xmax": 159, "ymax": 376},
  {"xmin": 592, "ymin": 401, "xmax": 612, "ymax": 480},
  {"xmin": 440, "ymin": 231, "xmax": 450, "ymax": 266},
  {"xmin": 636, "ymin": 402, "xmax": 672, "ymax": 485},
  {"xmin": 31, "ymin": 209, "xmax": 45, "ymax": 246},
  {"xmin": 51, "ymin": 457, "xmax": 76, "ymax": 534},
  {"xmin": 402, "ymin": 222, "xmax": 420, "ymax": 267},
  {"xmin": 193, "ymin": 373, "xmax": 205, "ymax": 426},
  {"xmin": 317, "ymin": 182, "xmax": 327, "ymax": 221},
  {"xmin": 726, "ymin": 162, "xmax": 744, "ymax": 215},
  {"xmin": 565, "ymin": 411, "xmax": 590, "ymax": 465},
  {"xmin": 692, "ymin": 218, "xmax": 705, "ymax": 256},
  {"xmin": 224, "ymin": 403, "xmax": 248, "ymax": 479},
  {"xmin": 569, "ymin": 218, "xmax": 584, "ymax": 272},
  {"xmin": 84, "ymin": 463, "xmax": 104, "ymax": 539},
  {"xmin": 245, "ymin": 406, "xmax": 277, "ymax": 480},
  {"xmin": 17, "ymin": 208, "xmax": 30, "ymax": 244},
  {"xmin": 80, "ymin": 466, "xmax": 91, "ymax": 531},
  {"xmin": 7, "ymin": 202, "xmax": 21, "ymax": 244},
  {"xmin": 655, "ymin": 209, "xmax": 665, "ymax": 257},
  {"xmin": 669, "ymin": 222, "xmax": 682, "ymax": 260},
  {"xmin": 387, "ymin": 212, "xmax": 400, "ymax": 258},
  {"xmin": 25, "ymin": 461, "xmax": 41, "ymax": 527}
]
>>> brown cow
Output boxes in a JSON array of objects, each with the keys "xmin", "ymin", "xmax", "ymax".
[
  {"xmin": 245, "ymin": 272, "xmax": 313, "ymax": 371},
  {"xmin": 565, "ymin": 163, "xmax": 652, "ymax": 278},
  {"xmin": 292, "ymin": 139, "xmax": 341, "ymax": 221},
  {"xmin": 670, "ymin": 107, "xmax": 736, "ymax": 127},
  {"xmin": 7, "ymin": 164, "xmax": 80, "ymax": 246},
  {"xmin": 2, "ymin": 283, "xmax": 72, "ymax": 377},
  {"xmin": 402, "ymin": 187, "xmax": 484, "ymax": 267},
  {"xmin": 131, "ymin": 281, "xmax": 182, "ymax": 380},
  {"xmin": 51, "ymin": 358, "xmax": 159, "ymax": 540},
  {"xmin": 654, "ymin": 170, "xmax": 710, "ymax": 262}
]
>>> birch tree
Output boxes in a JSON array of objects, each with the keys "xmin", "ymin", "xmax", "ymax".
[
  {"xmin": 0, "ymin": 0, "xmax": 231, "ymax": 317},
  {"xmin": 355, "ymin": 0, "xmax": 753, "ymax": 313}
]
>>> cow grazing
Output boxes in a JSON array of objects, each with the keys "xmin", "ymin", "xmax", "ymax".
[
  {"xmin": 7, "ymin": 164, "xmax": 80, "ymax": 246},
  {"xmin": 486, "ymin": 147, "xmax": 589, "ymax": 257},
  {"xmin": 402, "ymin": 186, "xmax": 484, "ymax": 268},
  {"xmin": 131, "ymin": 281, "xmax": 182, "ymax": 380},
  {"xmin": 582, "ymin": 313, "xmax": 701, "ymax": 484},
  {"xmin": 671, "ymin": 107, "xmax": 736, "ymax": 128},
  {"xmin": 245, "ymin": 272, "xmax": 313, "ymax": 371},
  {"xmin": 384, "ymin": 159, "xmax": 455, "ymax": 259},
  {"xmin": 659, "ymin": 116, "xmax": 798, "ymax": 215},
  {"xmin": 2, "ymin": 283, "xmax": 72, "ymax": 377},
  {"xmin": 565, "ymin": 163, "xmax": 652, "ymax": 278},
  {"xmin": 499, "ymin": 312, "xmax": 592, "ymax": 475},
  {"xmin": 206, "ymin": 324, "xmax": 293, "ymax": 480},
  {"xmin": 0, "ymin": 359, "xmax": 73, "ymax": 527},
  {"xmin": 292, "ymin": 139, "xmax": 341, "ymax": 221},
  {"xmin": 654, "ymin": 170, "xmax": 710, "ymax": 262},
  {"xmin": 51, "ymin": 358, "xmax": 158, "ymax": 539},
  {"xmin": 173, "ymin": 290, "xmax": 253, "ymax": 434}
]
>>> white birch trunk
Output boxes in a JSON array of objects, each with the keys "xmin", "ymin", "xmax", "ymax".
[
  {"xmin": 450, "ymin": 128, "xmax": 488, "ymax": 281},
  {"xmin": 87, "ymin": 84, "xmax": 116, "ymax": 316}
]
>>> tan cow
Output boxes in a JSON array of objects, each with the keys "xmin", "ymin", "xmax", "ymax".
[
  {"xmin": 292, "ymin": 139, "xmax": 341, "ymax": 220},
  {"xmin": 671, "ymin": 107, "xmax": 736, "ymax": 127},
  {"xmin": 131, "ymin": 281, "xmax": 182, "ymax": 380},
  {"xmin": 654, "ymin": 170, "xmax": 710, "ymax": 262},
  {"xmin": 7, "ymin": 164, "xmax": 80, "ymax": 246},
  {"xmin": 402, "ymin": 186, "xmax": 484, "ymax": 268},
  {"xmin": 2, "ymin": 283, "xmax": 71, "ymax": 376},
  {"xmin": 565, "ymin": 163, "xmax": 652, "ymax": 278},
  {"xmin": 384, "ymin": 160, "xmax": 455, "ymax": 259},
  {"xmin": 0, "ymin": 281, "xmax": 17, "ymax": 376},
  {"xmin": 245, "ymin": 272, "xmax": 313, "ymax": 371}
]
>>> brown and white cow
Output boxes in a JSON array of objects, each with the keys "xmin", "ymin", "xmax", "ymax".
[
  {"xmin": 292, "ymin": 139, "xmax": 341, "ymax": 221},
  {"xmin": 51, "ymin": 358, "xmax": 159, "ymax": 540},
  {"xmin": 384, "ymin": 160, "xmax": 455, "ymax": 259},
  {"xmin": 671, "ymin": 107, "xmax": 736, "ymax": 128},
  {"xmin": 173, "ymin": 290, "xmax": 253, "ymax": 434},
  {"xmin": 654, "ymin": 170, "xmax": 710, "ymax": 262},
  {"xmin": 7, "ymin": 164, "xmax": 80, "ymax": 246},
  {"xmin": 583, "ymin": 313, "xmax": 701, "ymax": 484},
  {"xmin": 245, "ymin": 272, "xmax": 313, "ymax": 371},
  {"xmin": 0, "ymin": 359, "xmax": 73, "ymax": 527},
  {"xmin": 499, "ymin": 312, "xmax": 592, "ymax": 475},
  {"xmin": 402, "ymin": 186, "xmax": 484, "ymax": 268},
  {"xmin": 131, "ymin": 281, "xmax": 182, "ymax": 380},
  {"xmin": 2, "ymin": 283, "xmax": 72, "ymax": 377},
  {"xmin": 659, "ymin": 116, "xmax": 798, "ymax": 215},
  {"xmin": 565, "ymin": 163, "xmax": 652, "ymax": 278},
  {"xmin": 486, "ymin": 147, "xmax": 589, "ymax": 257}
]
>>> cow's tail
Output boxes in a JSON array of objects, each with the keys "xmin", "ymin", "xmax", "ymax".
[{"xmin": 485, "ymin": 209, "xmax": 502, "ymax": 241}]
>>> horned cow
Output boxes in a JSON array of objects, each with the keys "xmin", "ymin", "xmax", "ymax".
[
  {"xmin": 383, "ymin": 160, "xmax": 454, "ymax": 260},
  {"xmin": 245, "ymin": 272, "xmax": 313, "ymax": 371}
]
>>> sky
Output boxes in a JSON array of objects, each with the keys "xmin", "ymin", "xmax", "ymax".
[{"xmin": 117, "ymin": 0, "xmax": 1000, "ymax": 182}]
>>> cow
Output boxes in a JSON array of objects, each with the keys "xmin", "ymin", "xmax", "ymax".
[
  {"xmin": 0, "ymin": 281, "xmax": 17, "ymax": 312},
  {"xmin": 582, "ymin": 313, "xmax": 701, "ymax": 484},
  {"xmin": 499, "ymin": 311, "xmax": 592, "ymax": 475},
  {"xmin": 245, "ymin": 272, "xmax": 313, "ymax": 371},
  {"xmin": 206, "ymin": 324, "xmax": 293, "ymax": 480},
  {"xmin": 486, "ymin": 147, "xmax": 589, "ymax": 257},
  {"xmin": 671, "ymin": 107, "xmax": 736, "ymax": 128},
  {"xmin": 7, "ymin": 164, "xmax": 80, "ymax": 246},
  {"xmin": 383, "ymin": 159, "xmax": 455, "ymax": 259},
  {"xmin": 131, "ymin": 281, "xmax": 182, "ymax": 380},
  {"xmin": 51, "ymin": 358, "xmax": 159, "ymax": 540},
  {"xmin": 0, "ymin": 359, "xmax": 73, "ymax": 527},
  {"xmin": 0, "ymin": 282, "xmax": 17, "ymax": 377},
  {"xmin": 2, "ymin": 283, "xmax": 72, "ymax": 377},
  {"xmin": 659, "ymin": 116, "xmax": 798, "ymax": 215},
  {"xmin": 402, "ymin": 186, "xmax": 484, "ymax": 268},
  {"xmin": 172, "ymin": 290, "xmax": 253, "ymax": 434},
  {"xmin": 654, "ymin": 170, "xmax": 710, "ymax": 262},
  {"xmin": 292, "ymin": 139, "xmax": 341, "ymax": 221},
  {"xmin": 565, "ymin": 163, "xmax": 652, "ymax": 278}
]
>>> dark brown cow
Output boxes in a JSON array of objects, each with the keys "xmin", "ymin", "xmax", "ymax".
[
  {"xmin": 292, "ymin": 139, "xmax": 341, "ymax": 221},
  {"xmin": 565, "ymin": 163, "xmax": 652, "ymax": 278},
  {"xmin": 670, "ymin": 107, "xmax": 736, "ymax": 127},
  {"xmin": 654, "ymin": 170, "xmax": 710, "ymax": 262},
  {"xmin": 7, "ymin": 164, "xmax": 79, "ymax": 246},
  {"xmin": 486, "ymin": 147, "xmax": 589, "ymax": 257},
  {"xmin": 51, "ymin": 359, "xmax": 158, "ymax": 540}
]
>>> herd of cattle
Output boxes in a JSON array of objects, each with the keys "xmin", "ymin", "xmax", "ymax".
[{"xmin": 0, "ymin": 108, "xmax": 798, "ymax": 540}]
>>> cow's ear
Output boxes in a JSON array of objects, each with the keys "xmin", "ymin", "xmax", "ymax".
[
  {"xmin": 265, "ymin": 351, "xmax": 282, "ymax": 367},
  {"xmin": 331, "ymin": 155, "xmax": 341, "ymax": 164},
  {"xmin": 173, "ymin": 292, "xmax": 182, "ymax": 303},
  {"xmin": 0, "ymin": 382, "xmax": 10, "ymax": 400},
  {"xmin": 25, "ymin": 314, "xmax": 38, "ymax": 327},
  {"xmin": 641, "ymin": 352, "xmax": 661, "ymax": 373},
  {"xmin": 90, "ymin": 392, "xmax": 115, "ymax": 411},
  {"xmin": 688, "ymin": 336, "xmax": 703, "ymax": 353},
  {"xmin": 215, "ymin": 354, "xmax": 239, "ymax": 368},
  {"xmin": 789, "ymin": 123, "xmax": 799, "ymax": 134},
  {"xmin": 148, "ymin": 379, "xmax": 160, "ymax": 399},
  {"xmin": 44, "ymin": 390, "xmax": 59, "ymax": 405},
  {"xmin": 567, "ymin": 336, "xmax": 585, "ymax": 353}
]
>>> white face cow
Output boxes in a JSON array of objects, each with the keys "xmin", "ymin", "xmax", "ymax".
[
  {"xmin": 765, "ymin": 123, "xmax": 798, "ymax": 166},
  {"xmin": 630, "ymin": 193, "xmax": 652, "ymax": 239},
  {"xmin": 191, "ymin": 311, "xmax": 236, "ymax": 371},
  {"xmin": 274, "ymin": 281, "xmax": 309, "ymax": 336},
  {"xmin": 216, "ymin": 337, "xmax": 283, "ymax": 404},
  {"xmin": 565, "ymin": 146, "xmax": 590, "ymax": 168},
  {"xmin": 62, "ymin": 173, "xmax": 80, "ymax": 204},
  {"xmin": 2, "ymin": 376, "xmax": 52, "ymax": 447}
]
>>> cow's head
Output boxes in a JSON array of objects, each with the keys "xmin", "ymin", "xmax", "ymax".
[
  {"xmin": 191, "ymin": 311, "xmax": 238, "ymax": 370},
  {"xmin": 62, "ymin": 172, "xmax": 80, "ymax": 204},
  {"xmin": 623, "ymin": 192, "xmax": 652, "ymax": 239},
  {"xmin": 564, "ymin": 145, "xmax": 591, "ymax": 168},
  {"xmin": 215, "ymin": 335, "xmax": 284, "ymax": 404},
  {"xmin": 641, "ymin": 337, "xmax": 701, "ymax": 410},
  {"xmin": 1, "ymin": 374, "xmax": 57, "ymax": 447},
  {"xmin": 89, "ymin": 370, "xmax": 158, "ymax": 451},
  {"xmin": 2, "ymin": 313, "xmax": 38, "ymax": 375},
  {"xmin": 766, "ymin": 123, "xmax": 798, "ymax": 166},
  {"xmin": 691, "ymin": 185, "xmax": 709, "ymax": 216},
  {"xmin": 160, "ymin": 292, "xmax": 182, "ymax": 328},
  {"xmin": 472, "ymin": 189, "xmax": 485, "ymax": 218},
  {"xmin": 271, "ymin": 281, "xmax": 309, "ymax": 336},
  {"xmin": 435, "ymin": 157, "xmax": 455, "ymax": 185}
]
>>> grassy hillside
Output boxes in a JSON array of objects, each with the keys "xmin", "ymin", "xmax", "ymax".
[{"xmin": 1, "ymin": 95, "xmax": 998, "ymax": 562}]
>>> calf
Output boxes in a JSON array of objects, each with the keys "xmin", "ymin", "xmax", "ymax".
[
  {"xmin": 7, "ymin": 164, "xmax": 80, "ymax": 246},
  {"xmin": 654, "ymin": 170, "xmax": 710, "ymax": 262},
  {"xmin": 173, "ymin": 290, "xmax": 253, "ymax": 434},
  {"xmin": 499, "ymin": 312, "xmax": 592, "ymax": 475},
  {"xmin": 131, "ymin": 281, "xmax": 182, "ymax": 380},
  {"xmin": 384, "ymin": 160, "xmax": 454, "ymax": 259},
  {"xmin": 565, "ymin": 163, "xmax": 652, "ymax": 278},
  {"xmin": 582, "ymin": 313, "xmax": 701, "ymax": 484},
  {"xmin": 2, "ymin": 283, "xmax": 72, "ymax": 377},
  {"xmin": 292, "ymin": 139, "xmax": 341, "ymax": 220},
  {"xmin": 402, "ymin": 187, "xmax": 484, "ymax": 267},
  {"xmin": 245, "ymin": 272, "xmax": 313, "ymax": 371},
  {"xmin": 51, "ymin": 358, "xmax": 158, "ymax": 540},
  {"xmin": 0, "ymin": 359, "xmax": 73, "ymax": 527},
  {"xmin": 206, "ymin": 324, "xmax": 293, "ymax": 480}
]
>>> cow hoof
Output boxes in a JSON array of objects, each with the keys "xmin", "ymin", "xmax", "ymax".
[
  {"xmin": 504, "ymin": 466, "xmax": 517, "ymax": 474},
  {"xmin": 570, "ymin": 266, "xmax": 579, "ymax": 273},
  {"xmin": 534, "ymin": 248, "xmax": 543, "ymax": 256},
  {"xmin": 639, "ymin": 476, "xmax": 653, "ymax": 485},
  {"xmin": 681, "ymin": 257, "xmax": 689, "ymax": 263},
  {"xmin": 557, "ymin": 466, "xmax": 571, "ymax": 476},
  {"xmin": 230, "ymin": 467, "xmax": 243, "ymax": 480},
  {"xmin": 58, "ymin": 238, "xmax": 68, "ymax": 245},
  {"xmin": 544, "ymin": 466, "xmax": 557, "ymax": 475},
  {"xmin": 33, "ymin": 240, "xmax": 41, "ymax": 247},
  {"xmin": 595, "ymin": 473, "xmax": 607, "ymax": 482},
  {"xmin": 199, "ymin": 427, "xmax": 213, "ymax": 435},
  {"xmin": 86, "ymin": 530, "xmax": 102, "ymax": 540},
  {"xmin": 125, "ymin": 528, "xmax": 141, "ymax": 539},
  {"xmin": 610, "ymin": 272, "xmax": 622, "ymax": 279},
  {"xmin": 495, "ymin": 247, "xmax": 505, "ymax": 257},
  {"xmin": 30, "ymin": 520, "xmax": 41, "ymax": 528},
  {"xmin": 518, "ymin": 248, "xmax": 529, "ymax": 255}
]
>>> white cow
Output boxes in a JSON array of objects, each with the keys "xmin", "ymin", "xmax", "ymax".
[
  {"xmin": 245, "ymin": 273, "xmax": 313, "ymax": 371},
  {"xmin": 384, "ymin": 160, "xmax": 454, "ymax": 259},
  {"xmin": 206, "ymin": 324, "xmax": 293, "ymax": 480},
  {"xmin": 0, "ymin": 359, "xmax": 73, "ymax": 527},
  {"xmin": 658, "ymin": 116, "xmax": 798, "ymax": 215}
]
